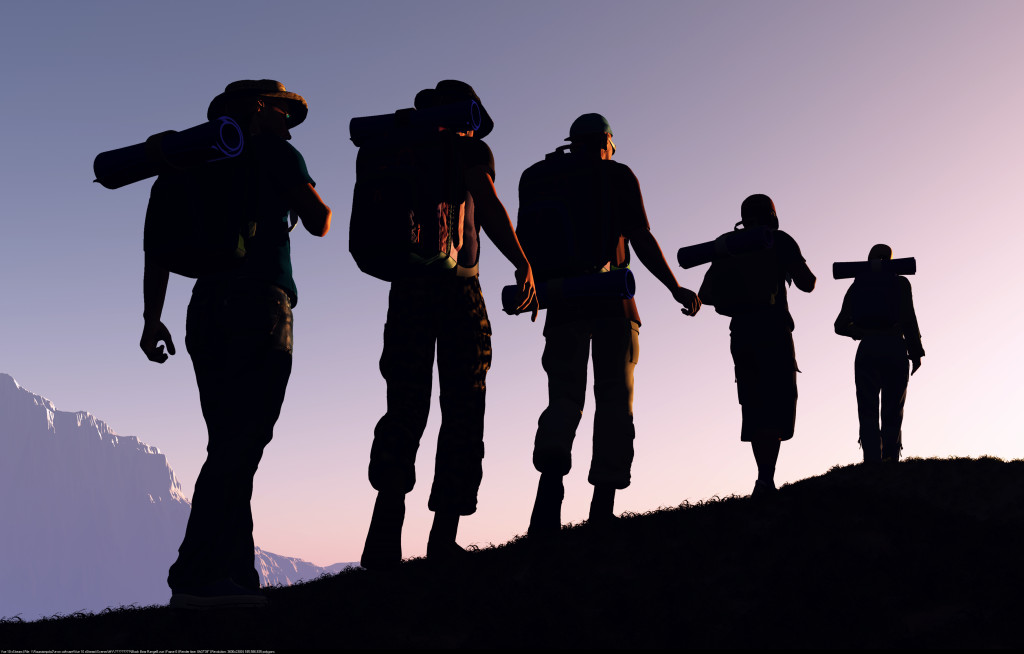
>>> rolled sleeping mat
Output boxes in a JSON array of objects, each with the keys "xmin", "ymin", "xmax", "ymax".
[
  {"xmin": 833, "ymin": 257, "xmax": 916, "ymax": 279},
  {"xmin": 501, "ymin": 268, "xmax": 636, "ymax": 315},
  {"xmin": 93, "ymin": 116, "xmax": 244, "ymax": 189},
  {"xmin": 676, "ymin": 226, "xmax": 774, "ymax": 269},
  {"xmin": 349, "ymin": 100, "xmax": 482, "ymax": 147}
]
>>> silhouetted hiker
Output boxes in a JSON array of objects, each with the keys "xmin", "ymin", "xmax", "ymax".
[
  {"xmin": 698, "ymin": 194, "xmax": 814, "ymax": 497},
  {"xmin": 835, "ymin": 244, "xmax": 924, "ymax": 463},
  {"xmin": 139, "ymin": 80, "xmax": 331, "ymax": 608},
  {"xmin": 359, "ymin": 80, "xmax": 538, "ymax": 569},
  {"xmin": 515, "ymin": 114, "xmax": 701, "ymax": 537}
]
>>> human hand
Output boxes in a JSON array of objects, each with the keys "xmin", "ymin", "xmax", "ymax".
[
  {"xmin": 514, "ymin": 265, "xmax": 540, "ymax": 322},
  {"xmin": 140, "ymin": 321, "xmax": 176, "ymax": 363},
  {"xmin": 911, "ymin": 357, "xmax": 922, "ymax": 375},
  {"xmin": 672, "ymin": 286, "xmax": 701, "ymax": 317}
]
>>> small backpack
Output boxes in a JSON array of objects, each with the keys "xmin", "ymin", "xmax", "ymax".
[
  {"xmin": 515, "ymin": 148, "xmax": 620, "ymax": 283},
  {"xmin": 702, "ymin": 237, "xmax": 780, "ymax": 317},
  {"xmin": 349, "ymin": 123, "xmax": 464, "ymax": 281},
  {"xmin": 143, "ymin": 155, "xmax": 256, "ymax": 279}
]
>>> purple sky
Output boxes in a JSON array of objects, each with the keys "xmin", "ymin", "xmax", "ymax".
[{"xmin": 2, "ymin": 1, "xmax": 1022, "ymax": 566}]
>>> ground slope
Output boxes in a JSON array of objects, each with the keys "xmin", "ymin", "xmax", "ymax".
[{"xmin": 2, "ymin": 457, "xmax": 1021, "ymax": 649}]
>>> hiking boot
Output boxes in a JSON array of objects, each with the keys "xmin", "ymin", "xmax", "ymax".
[
  {"xmin": 528, "ymin": 473, "xmax": 564, "ymax": 540},
  {"xmin": 170, "ymin": 578, "xmax": 268, "ymax": 610},
  {"xmin": 751, "ymin": 479, "xmax": 777, "ymax": 499},
  {"xmin": 360, "ymin": 492, "xmax": 405, "ymax": 571},
  {"xmin": 426, "ymin": 540, "xmax": 471, "ymax": 565}
]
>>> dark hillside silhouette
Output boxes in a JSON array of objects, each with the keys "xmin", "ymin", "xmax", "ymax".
[{"xmin": 2, "ymin": 457, "xmax": 1022, "ymax": 649}]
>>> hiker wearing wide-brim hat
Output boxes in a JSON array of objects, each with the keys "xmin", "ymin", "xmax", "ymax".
[
  {"xmin": 142, "ymin": 78, "xmax": 331, "ymax": 610},
  {"xmin": 413, "ymin": 79, "xmax": 494, "ymax": 139},
  {"xmin": 359, "ymin": 79, "xmax": 536, "ymax": 571},
  {"xmin": 207, "ymin": 79, "xmax": 309, "ymax": 129}
]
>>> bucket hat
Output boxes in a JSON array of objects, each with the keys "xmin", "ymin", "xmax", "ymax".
[
  {"xmin": 414, "ymin": 79, "xmax": 493, "ymax": 138},
  {"xmin": 208, "ymin": 79, "xmax": 308, "ymax": 128}
]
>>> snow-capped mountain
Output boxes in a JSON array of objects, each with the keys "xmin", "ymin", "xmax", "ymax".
[{"xmin": 0, "ymin": 373, "xmax": 352, "ymax": 620}]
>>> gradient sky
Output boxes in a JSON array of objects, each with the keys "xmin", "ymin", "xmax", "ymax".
[{"xmin": 2, "ymin": 1, "xmax": 1022, "ymax": 567}]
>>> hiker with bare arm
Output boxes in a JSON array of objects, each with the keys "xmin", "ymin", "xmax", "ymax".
[
  {"xmin": 140, "ymin": 80, "xmax": 331, "ymax": 608},
  {"xmin": 698, "ymin": 194, "xmax": 814, "ymax": 498},
  {"xmin": 515, "ymin": 114, "xmax": 700, "ymax": 538},
  {"xmin": 834, "ymin": 244, "xmax": 924, "ymax": 464},
  {"xmin": 353, "ymin": 80, "xmax": 538, "ymax": 569}
]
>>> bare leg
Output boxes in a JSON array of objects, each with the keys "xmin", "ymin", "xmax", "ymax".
[{"xmin": 751, "ymin": 438, "xmax": 781, "ymax": 496}]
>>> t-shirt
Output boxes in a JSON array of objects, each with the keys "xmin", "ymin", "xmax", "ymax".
[
  {"xmin": 516, "ymin": 154, "xmax": 650, "ymax": 328},
  {"xmin": 201, "ymin": 134, "xmax": 315, "ymax": 306}
]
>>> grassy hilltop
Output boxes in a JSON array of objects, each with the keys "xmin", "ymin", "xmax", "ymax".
[{"xmin": 2, "ymin": 457, "xmax": 1022, "ymax": 649}]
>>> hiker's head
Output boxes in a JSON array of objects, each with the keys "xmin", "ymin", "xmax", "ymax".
[
  {"xmin": 868, "ymin": 244, "xmax": 893, "ymax": 260},
  {"xmin": 208, "ymin": 80, "xmax": 308, "ymax": 139},
  {"xmin": 566, "ymin": 113, "xmax": 615, "ymax": 160},
  {"xmin": 414, "ymin": 80, "xmax": 493, "ymax": 139},
  {"xmin": 739, "ymin": 194, "xmax": 779, "ymax": 230}
]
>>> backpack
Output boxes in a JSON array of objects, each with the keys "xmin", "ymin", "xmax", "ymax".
[
  {"xmin": 847, "ymin": 274, "xmax": 901, "ymax": 329},
  {"xmin": 143, "ymin": 155, "xmax": 256, "ymax": 279},
  {"xmin": 702, "ymin": 238, "xmax": 780, "ymax": 317},
  {"xmin": 515, "ymin": 147, "xmax": 621, "ymax": 283},
  {"xmin": 349, "ymin": 125, "xmax": 464, "ymax": 281}
]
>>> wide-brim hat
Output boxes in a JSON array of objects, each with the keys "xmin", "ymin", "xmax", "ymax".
[
  {"xmin": 208, "ymin": 79, "xmax": 308, "ymax": 129},
  {"xmin": 414, "ymin": 79, "xmax": 493, "ymax": 139}
]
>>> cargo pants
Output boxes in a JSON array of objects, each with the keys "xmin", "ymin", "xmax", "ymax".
[
  {"xmin": 533, "ymin": 317, "xmax": 640, "ymax": 489},
  {"xmin": 369, "ymin": 275, "xmax": 492, "ymax": 515}
]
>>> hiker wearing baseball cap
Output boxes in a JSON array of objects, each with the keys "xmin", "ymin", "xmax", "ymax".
[
  {"xmin": 515, "ymin": 113, "xmax": 701, "ymax": 538},
  {"xmin": 140, "ymin": 79, "xmax": 331, "ymax": 608}
]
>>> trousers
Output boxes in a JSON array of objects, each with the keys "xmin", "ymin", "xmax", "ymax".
[
  {"xmin": 533, "ymin": 317, "xmax": 640, "ymax": 489},
  {"xmin": 369, "ymin": 275, "xmax": 492, "ymax": 515},
  {"xmin": 167, "ymin": 280, "xmax": 292, "ymax": 591},
  {"xmin": 855, "ymin": 335, "xmax": 909, "ymax": 461}
]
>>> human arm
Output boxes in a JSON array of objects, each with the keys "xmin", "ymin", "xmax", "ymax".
[
  {"xmin": 834, "ymin": 286, "xmax": 866, "ymax": 340},
  {"xmin": 630, "ymin": 228, "xmax": 700, "ymax": 316},
  {"xmin": 140, "ymin": 257, "xmax": 176, "ymax": 363},
  {"xmin": 465, "ymin": 165, "xmax": 539, "ymax": 321},
  {"xmin": 287, "ymin": 182, "xmax": 331, "ymax": 237},
  {"xmin": 792, "ymin": 260, "xmax": 816, "ymax": 293},
  {"xmin": 776, "ymin": 231, "xmax": 816, "ymax": 293},
  {"xmin": 899, "ymin": 277, "xmax": 925, "ymax": 373},
  {"xmin": 619, "ymin": 169, "xmax": 700, "ymax": 316}
]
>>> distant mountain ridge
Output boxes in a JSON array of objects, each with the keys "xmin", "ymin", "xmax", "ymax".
[{"xmin": 0, "ymin": 373, "xmax": 352, "ymax": 620}]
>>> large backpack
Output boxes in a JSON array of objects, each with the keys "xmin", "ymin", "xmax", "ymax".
[
  {"xmin": 515, "ymin": 147, "xmax": 621, "ymax": 283},
  {"xmin": 847, "ymin": 274, "xmax": 901, "ymax": 329},
  {"xmin": 143, "ymin": 154, "xmax": 256, "ymax": 279},
  {"xmin": 349, "ymin": 126, "xmax": 464, "ymax": 281},
  {"xmin": 701, "ymin": 235, "xmax": 780, "ymax": 317}
]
